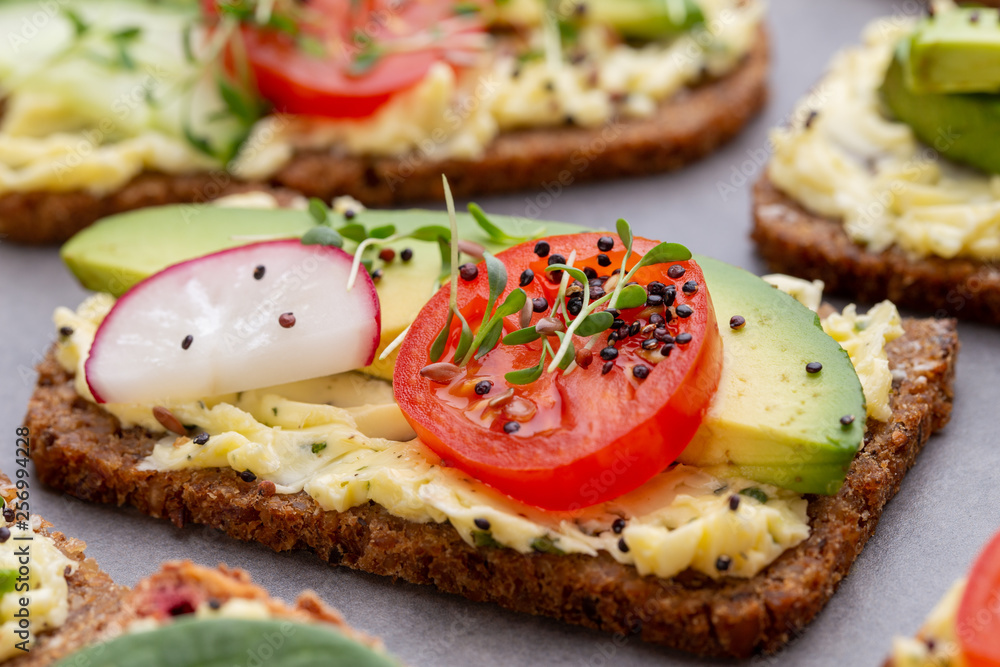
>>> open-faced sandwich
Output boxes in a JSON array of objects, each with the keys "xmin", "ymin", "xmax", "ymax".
[
  {"xmin": 885, "ymin": 527, "xmax": 1000, "ymax": 667},
  {"xmin": 752, "ymin": 0, "xmax": 1000, "ymax": 325},
  {"xmin": 0, "ymin": 470, "xmax": 396, "ymax": 666},
  {"xmin": 0, "ymin": 0, "xmax": 767, "ymax": 244},
  {"xmin": 24, "ymin": 191, "xmax": 959, "ymax": 658}
]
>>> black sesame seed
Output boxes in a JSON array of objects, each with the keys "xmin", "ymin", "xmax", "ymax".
[
  {"xmin": 583, "ymin": 267, "xmax": 598, "ymax": 280},
  {"xmin": 600, "ymin": 347, "xmax": 619, "ymax": 361},
  {"xmin": 667, "ymin": 265, "xmax": 685, "ymax": 279},
  {"xmin": 649, "ymin": 313, "xmax": 664, "ymax": 326},
  {"xmin": 730, "ymin": 315, "xmax": 746, "ymax": 330},
  {"xmin": 607, "ymin": 331, "xmax": 620, "ymax": 343},
  {"xmin": 806, "ymin": 362, "xmax": 823, "ymax": 374},
  {"xmin": 660, "ymin": 343, "xmax": 674, "ymax": 356},
  {"xmin": 475, "ymin": 380, "xmax": 493, "ymax": 396},
  {"xmin": 628, "ymin": 321, "xmax": 641, "ymax": 337},
  {"xmin": 606, "ymin": 309, "xmax": 620, "ymax": 318},
  {"xmin": 611, "ymin": 268, "xmax": 621, "ymax": 275},
  {"xmin": 503, "ymin": 421, "xmax": 521, "ymax": 434},
  {"xmin": 682, "ymin": 281, "xmax": 698, "ymax": 294},
  {"xmin": 0, "ymin": 526, "xmax": 9, "ymax": 543},
  {"xmin": 596, "ymin": 253, "xmax": 612, "ymax": 267},
  {"xmin": 253, "ymin": 264, "xmax": 266, "ymax": 280},
  {"xmin": 567, "ymin": 298, "xmax": 583, "ymax": 316},
  {"xmin": 840, "ymin": 414, "xmax": 855, "ymax": 426},
  {"xmin": 181, "ymin": 335, "xmax": 193, "ymax": 350},
  {"xmin": 344, "ymin": 209, "xmax": 356, "ymax": 220},
  {"xmin": 662, "ymin": 285, "xmax": 676, "ymax": 307},
  {"xmin": 617, "ymin": 538, "xmax": 630, "ymax": 553},
  {"xmin": 647, "ymin": 281, "xmax": 665, "ymax": 296},
  {"xmin": 729, "ymin": 495, "xmax": 741, "ymax": 511},
  {"xmin": 646, "ymin": 294, "xmax": 663, "ymax": 308},
  {"xmin": 192, "ymin": 432, "xmax": 210, "ymax": 445},
  {"xmin": 641, "ymin": 339, "xmax": 659, "ymax": 351},
  {"xmin": 208, "ymin": 599, "xmax": 222, "ymax": 610},
  {"xmin": 597, "ymin": 236, "xmax": 614, "ymax": 252},
  {"xmin": 2, "ymin": 508, "xmax": 13, "ymax": 523},
  {"xmin": 278, "ymin": 312, "xmax": 296, "ymax": 328},
  {"xmin": 474, "ymin": 517, "xmax": 491, "ymax": 530},
  {"xmin": 632, "ymin": 365, "xmax": 650, "ymax": 379},
  {"xmin": 601, "ymin": 361, "xmax": 614, "ymax": 375},
  {"xmin": 519, "ymin": 269, "xmax": 535, "ymax": 287},
  {"xmin": 547, "ymin": 254, "xmax": 566, "ymax": 266},
  {"xmin": 675, "ymin": 333, "xmax": 693, "ymax": 345},
  {"xmin": 239, "ymin": 470, "xmax": 257, "ymax": 483},
  {"xmin": 676, "ymin": 304, "xmax": 694, "ymax": 318},
  {"xmin": 371, "ymin": 268, "xmax": 384, "ymax": 282},
  {"xmin": 534, "ymin": 241, "xmax": 550, "ymax": 257},
  {"xmin": 59, "ymin": 326, "xmax": 74, "ymax": 337},
  {"xmin": 459, "ymin": 263, "xmax": 479, "ymax": 281},
  {"xmin": 610, "ymin": 318, "xmax": 625, "ymax": 330},
  {"xmin": 804, "ymin": 109, "xmax": 819, "ymax": 129},
  {"xmin": 612, "ymin": 518, "xmax": 626, "ymax": 534},
  {"xmin": 654, "ymin": 329, "xmax": 673, "ymax": 343},
  {"xmin": 532, "ymin": 297, "xmax": 549, "ymax": 313},
  {"xmin": 401, "ymin": 248, "xmax": 414, "ymax": 262},
  {"xmin": 716, "ymin": 555, "xmax": 732, "ymax": 572},
  {"xmin": 590, "ymin": 286, "xmax": 606, "ymax": 299}
]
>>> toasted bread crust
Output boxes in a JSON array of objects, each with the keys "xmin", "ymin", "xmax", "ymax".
[
  {"xmin": 0, "ymin": 30, "xmax": 768, "ymax": 245},
  {"xmin": 752, "ymin": 175, "xmax": 1000, "ymax": 325},
  {"xmin": 25, "ymin": 318, "xmax": 958, "ymax": 658}
]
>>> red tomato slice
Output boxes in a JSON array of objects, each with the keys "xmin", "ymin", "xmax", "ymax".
[
  {"xmin": 958, "ymin": 530, "xmax": 1000, "ymax": 667},
  {"xmin": 393, "ymin": 233, "xmax": 723, "ymax": 510},
  {"xmin": 203, "ymin": 0, "xmax": 486, "ymax": 119}
]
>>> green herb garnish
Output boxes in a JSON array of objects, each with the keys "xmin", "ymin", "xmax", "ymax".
[{"xmin": 739, "ymin": 487, "xmax": 769, "ymax": 504}]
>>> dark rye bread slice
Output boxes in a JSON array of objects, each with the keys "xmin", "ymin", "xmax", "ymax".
[
  {"xmin": 1, "ymin": 29, "xmax": 768, "ymax": 246},
  {"xmin": 0, "ymin": 473, "xmax": 129, "ymax": 667},
  {"xmin": 24, "ymin": 317, "xmax": 958, "ymax": 658},
  {"xmin": 752, "ymin": 175, "xmax": 1000, "ymax": 325}
]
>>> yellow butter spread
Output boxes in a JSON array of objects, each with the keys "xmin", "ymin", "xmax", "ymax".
[
  {"xmin": 56, "ymin": 294, "xmax": 809, "ymax": 581},
  {"xmin": 0, "ymin": 522, "xmax": 77, "ymax": 661},
  {"xmin": 891, "ymin": 579, "xmax": 968, "ymax": 667},
  {"xmin": 768, "ymin": 2, "xmax": 1000, "ymax": 262},
  {"xmin": 0, "ymin": 0, "xmax": 761, "ymax": 194}
]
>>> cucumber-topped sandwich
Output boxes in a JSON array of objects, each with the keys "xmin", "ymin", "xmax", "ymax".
[
  {"xmin": 0, "ymin": 0, "xmax": 767, "ymax": 244},
  {"xmin": 885, "ymin": 528, "xmax": 1000, "ymax": 667},
  {"xmin": 753, "ymin": 0, "xmax": 1000, "ymax": 325},
  {"xmin": 0, "ymin": 471, "xmax": 396, "ymax": 667},
  {"xmin": 26, "ymin": 191, "xmax": 958, "ymax": 657}
]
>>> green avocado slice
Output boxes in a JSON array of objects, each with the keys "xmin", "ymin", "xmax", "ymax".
[
  {"xmin": 54, "ymin": 617, "xmax": 399, "ymax": 667},
  {"xmin": 678, "ymin": 257, "xmax": 866, "ymax": 495},
  {"xmin": 904, "ymin": 7, "xmax": 1000, "ymax": 94},
  {"xmin": 60, "ymin": 204, "xmax": 585, "ymax": 380},
  {"xmin": 579, "ymin": 0, "xmax": 704, "ymax": 40},
  {"xmin": 882, "ymin": 37, "xmax": 1000, "ymax": 175}
]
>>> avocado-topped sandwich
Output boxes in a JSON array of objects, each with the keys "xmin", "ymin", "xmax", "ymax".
[
  {"xmin": 0, "ymin": 470, "xmax": 397, "ymax": 667},
  {"xmin": 753, "ymin": 0, "xmax": 1000, "ymax": 325},
  {"xmin": 22, "ymin": 191, "xmax": 959, "ymax": 658},
  {"xmin": 0, "ymin": 0, "xmax": 767, "ymax": 244}
]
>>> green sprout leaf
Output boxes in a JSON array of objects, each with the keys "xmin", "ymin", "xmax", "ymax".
[
  {"xmin": 63, "ymin": 8, "xmax": 89, "ymax": 36},
  {"xmin": 301, "ymin": 226, "xmax": 344, "ymax": 247},
  {"xmin": 553, "ymin": 332, "xmax": 575, "ymax": 370},
  {"xmin": 574, "ymin": 311, "xmax": 614, "ymax": 336},
  {"xmin": 503, "ymin": 326, "xmax": 541, "ymax": 346},
  {"xmin": 483, "ymin": 252, "xmax": 508, "ymax": 317},
  {"xmin": 408, "ymin": 225, "xmax": 451, "ymax": 243},
  {"xmin": 616, "ymin": 284, "xmax": 648, "ymax": 309},
  {"xmin": 530, "ymin": 536, "xmax": 565, "ymax": 555},
  {"xmin": 338, "ymin": 223, "xmax": 368, "ymax": 243},
  {"xmin": 468, "ymin": 203, "xmax": 534, "ymax": 243},
  {"xmin": 369, "ymin": 224, "xmax": 396, "ymax": 240},
  {"xmin": 505, "ymin": 358, "xmax": 545, "ymax": 385},
  {"xmin": 475, "ymin": 324, "xmax": 504, "ymax": 359},
  {"xmin": 492, "ymin": 288, "xmax": 527, "ymax": 319},
  {"xmin": 543, "ymin": 264, "xmax": 589, "ymax": 288},
  {"xmin": 452, "ymin": 309, "xmax": 474, "ymax": 364},
  {"xmin": 429, "ymin": 309, "xmax": 454, "ymax": 363},
  {"xmin": 616, "ymin": 218, "xmax": 633, "ymax": 252},
  {"xmin": 631, "ymin": 241, "xmax": 692, "ymax": 270},
  {"xmin": 308, "ymin": 198, "xmax": 330, "ymax": 226}
]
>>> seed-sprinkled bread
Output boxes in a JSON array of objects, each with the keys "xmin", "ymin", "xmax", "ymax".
[
  {"xmin": 1, "ymin": 30, "xmax": 768, "ymax": 246},
  {"xmin": 24, "ymin": 317, "xmax": 958, "ymax": 658},
  {"xmin": 752, "ymin": 175, "xmax": 1000, "ymax": 325}
]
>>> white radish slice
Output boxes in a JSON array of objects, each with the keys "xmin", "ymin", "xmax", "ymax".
[{"xmin": 86, "ymin": 240, "xmax": 381, "ymax": 404}]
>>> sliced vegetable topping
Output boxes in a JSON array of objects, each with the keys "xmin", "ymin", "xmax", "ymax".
[
  {"xmin": 393, "ymin": 219, "xmax": 723, "ymax": 510},
  {"xmin": 85, "ymin": 240, "xmax": 380, "ymax": 404},
  {"xmin": 958, "ymin": 530, "xmax": 1000, "ymax": 667},
  {"xmin": 203, "ymin": 0, "xmax": 488, "ymax": 118}
]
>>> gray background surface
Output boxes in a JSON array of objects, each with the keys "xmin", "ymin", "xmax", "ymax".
[{"xmin": 2, "ymin": 0, "xmax": 999, "ymax": 664}]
